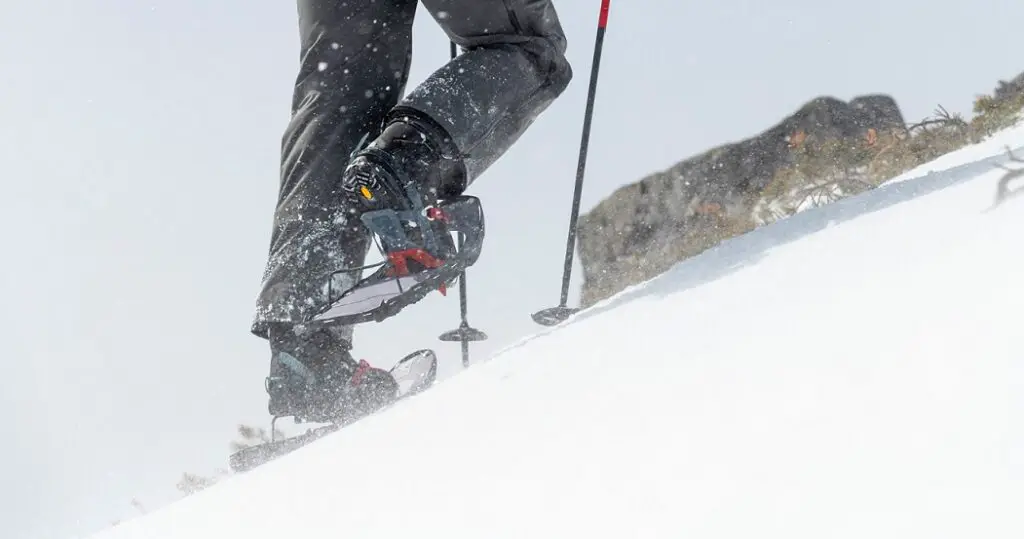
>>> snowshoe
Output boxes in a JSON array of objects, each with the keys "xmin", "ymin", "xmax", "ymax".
[
  {"xmin": 310, "ymin": 115, "xmax": 484, "ymax": 326},
  {"xmin": 265, "ymin": 324, "xmax": 400, "ymax": 424},
  {"xmin": 231, "ymin": 348, "xmax": 438, "ymax": 473}
]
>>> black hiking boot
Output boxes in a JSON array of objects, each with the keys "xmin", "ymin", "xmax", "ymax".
[
  {"xmin": 265, "ymin": 324, "xmax": 399, "ymax": 424},
  {"xmin": 340, "ymin": 115, "xmax": 465, "ymax": 272}
]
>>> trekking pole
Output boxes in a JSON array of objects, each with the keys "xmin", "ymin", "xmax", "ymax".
[
  {"xmin": 439, "ymin": 40, "xmax": 487, "ymax": 367},
  {"xmin": 438, "ymin": 233, "xmax": 487, "ymax": 368},
  {"xmin": 532, "ymin": 0, "xmax": 612, "ymax": 326}
]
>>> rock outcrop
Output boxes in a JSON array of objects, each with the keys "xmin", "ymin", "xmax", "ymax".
[{"xmin": 576, "ymin": 94, "xmax": 906, "ymax": 306}]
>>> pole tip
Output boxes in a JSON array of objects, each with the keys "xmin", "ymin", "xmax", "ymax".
[{"xmin": 531, "ymin": 305, "xmax": 579, "ymax": 326}]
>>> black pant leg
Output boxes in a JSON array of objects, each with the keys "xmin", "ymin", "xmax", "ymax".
[
  {"xmin": 401, "ymin": 0, "xmax": 572, "ymax": 183},
  {"xmin": 252, "ymin": 0, "xmax": 419, "ymax": 339}
]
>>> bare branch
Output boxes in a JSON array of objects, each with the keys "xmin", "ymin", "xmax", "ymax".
[
  {"xmin": 906, "ymin": 104, "xmax": 968, "ymax": 135},
  {"xmin": 933, "ymin": 104, "xmax": 968, "ymax": 128},
  {"xmin": 993, "ymin": 146, "xmax": 1024, "ymax": 206}
]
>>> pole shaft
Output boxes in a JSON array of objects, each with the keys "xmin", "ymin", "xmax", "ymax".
[
  {"xmin": 557, "ymin": 0, "xmax": 611, "ymax": 306},
  {"xmin": 451, "ymin": 40, "xmax": 474, "ymax": 368}
]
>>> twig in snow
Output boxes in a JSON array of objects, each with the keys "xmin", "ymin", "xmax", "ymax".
[{"xmin": 993, "ymin": 146, "xmax": 1024, "ymax": 206}]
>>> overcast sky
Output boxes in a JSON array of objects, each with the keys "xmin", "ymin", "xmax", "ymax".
[{"xmin": 2, "ymin": 1, "xmax": 1021, "ymax": 537}]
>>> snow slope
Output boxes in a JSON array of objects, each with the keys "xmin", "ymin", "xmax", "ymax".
[{"xmin": 89, "ymin": 126, "xmax": 1024, "ymax": 539}]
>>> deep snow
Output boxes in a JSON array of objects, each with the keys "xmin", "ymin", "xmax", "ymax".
[{"xmin": 89, "ymin": 124, "xmax": 1023, "ymax": 538}]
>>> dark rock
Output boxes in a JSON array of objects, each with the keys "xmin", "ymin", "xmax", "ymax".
[{"xmin": 577, "ymin": 94, "xmax": 905, "ymax": 306}]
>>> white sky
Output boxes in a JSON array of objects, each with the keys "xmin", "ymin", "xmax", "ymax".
[{"xmin": 1, "ymin": 1, "xmax": 1021, "ymax": 537}]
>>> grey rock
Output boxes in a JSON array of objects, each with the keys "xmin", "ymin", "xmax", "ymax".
[{"xmin": 577, "ymin": 94, "xmax": 905, "ymax": 306}]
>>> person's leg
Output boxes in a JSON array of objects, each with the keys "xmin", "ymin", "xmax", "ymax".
[
  {"xmin": 402, "ymin": 0, "xmax": 572, "ymax": 186},
  {"xmin": 253, "ymin": 0, "xmax": 419, "ymax": 420},
  {"xmin": 326, "ymin": 0, "xmax": 572, "ymax": 320},
  {"xmin": 340, "ymin": 0, "xmax": 571, "ymax": 219},
  {"xmin": 253, "ymin": 0, "xmax": 418, "ymax": 339}
]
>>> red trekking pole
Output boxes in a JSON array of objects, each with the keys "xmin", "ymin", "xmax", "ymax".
[{"xmin": 533, "ymin": 0, "xmax": 612, "ymax": 326}]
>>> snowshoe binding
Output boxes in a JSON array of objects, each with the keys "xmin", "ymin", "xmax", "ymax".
[{"xmin": 313, "ymin": 116, "xmax": 484, "ymax": 326}]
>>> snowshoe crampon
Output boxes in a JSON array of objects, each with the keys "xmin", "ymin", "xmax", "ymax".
[
  {"xmin": 312, "ymin": 195, "xmax": 484, "ymax": 326},
  {"xmin": 229, "ymin": 349, "xmax": 438, "ymax": 473}
]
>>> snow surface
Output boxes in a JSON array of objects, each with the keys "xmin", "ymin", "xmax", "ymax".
[{"xmin": 89, "ymin": 126, "xmax": 1023, "ymax": 538}]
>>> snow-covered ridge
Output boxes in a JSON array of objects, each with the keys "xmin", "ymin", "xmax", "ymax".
[{"xmin": 89, "ymin": 122, "xmax": 1024, "ymax": 539}]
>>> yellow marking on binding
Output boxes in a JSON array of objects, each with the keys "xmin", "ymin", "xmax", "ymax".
[{"xmin": 360, "ymin": 186, "xmax": 374, "ymax": 200}]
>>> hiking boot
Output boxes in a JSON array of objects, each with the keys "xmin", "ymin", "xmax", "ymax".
[
  {"xmin": 265, "ymin": 323, "xmax": 398, "ymax": 424},
  {"xmin": 340, "ymin": 115, "xmax": 464, "ymax": 276}
]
